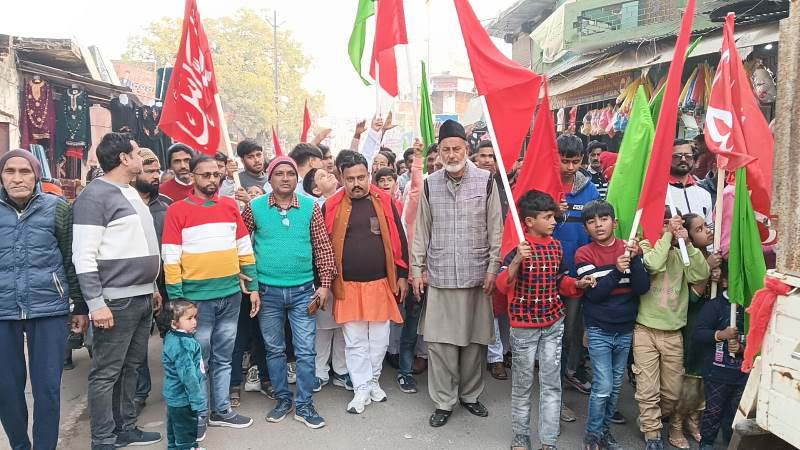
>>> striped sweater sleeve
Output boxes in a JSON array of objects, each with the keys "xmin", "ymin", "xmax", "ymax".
[
  {"xmin": 233, "ymin": 204, "xmax": 258, "ymax": 292},
  {"xmin": 161, "ymin": 203, "xmax": 185, "ymax": 299}
]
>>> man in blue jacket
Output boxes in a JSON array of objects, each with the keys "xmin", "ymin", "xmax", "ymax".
[
  {"xmin": 0, "ymin": 149, "xmax": 87, "ymax": 450},
  {"xmin": 552, "ymin": 135, "xmax": 601, "ymax": 417}
]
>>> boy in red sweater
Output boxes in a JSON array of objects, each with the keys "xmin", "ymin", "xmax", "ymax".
[{"xmin": 497, "ymin": 190, "xmax": 594, "ymax": 450}]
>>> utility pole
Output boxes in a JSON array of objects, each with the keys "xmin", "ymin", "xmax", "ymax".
[{"xmin": 266, "ymin": 10, "xmax": 282, "ymax": 136}]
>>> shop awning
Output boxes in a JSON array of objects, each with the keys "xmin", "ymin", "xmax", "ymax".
[{"xmin": 548, "ymin": 21, "xmax": 778, "ymax": 102}]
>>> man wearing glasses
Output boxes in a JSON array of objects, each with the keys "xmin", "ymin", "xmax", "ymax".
[
  {"xmin": 240, "ymin": 155, "xmax": 336, "ymax": 429},
  {"xmin": 162, "ymin": 154, "xmax": 260, "ymax": 438},
  {"xmin": 667, "ymin": 139, "xmax": 713, "ymax": 223}
]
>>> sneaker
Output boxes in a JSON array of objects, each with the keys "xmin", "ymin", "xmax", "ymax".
[
  {"xmin": 208, "ymin": 410, "xmax": 253, "ymax": 428},
  {"xmin": 313, "ymin": 377, "xmax": 328, "ymax": 393},
  {"xmin": 369, "ymin": 379, "xmax": 387, "ymax": 402},
  {"xmin": 560, "ymin": 403, "xmax": 577, "ymax": 422},
  {"xmin": 287, "ymin": 361, "xmax": 297, "ymax": 384},
  {"xmin": 346, "ymin": 388, "xmax": 372, "ymax": 414},
  {"xmin": 266, "ymin": 398, "xmax": 294, "ymax": 423},
  {"xmin": 396, "ymin": 374, "xmax": 418, "ymax": 393},
  {"xmin": 565, "ymin": 372, "xmax": 592, "ymax": 395},
  {"xmin": 114, "ymin": 427, "xmax": 162, "ymax": 447},
  {"xmin": 331, "ymin": 372, "xmax": 354, "ymax": 391},
  {"xmin": 510, "ymin": 433, "xmax": 531, "ymax": 450},
  {"xmin": 644, "ymin": 438, "xmax": 663, "ymax": 450},
  {"xmin": 294, "ymin": 404, "xmax": 326, "ymax": 429},
  {"xmin": 196, "ymin": 421, "xmax": 207, "ymax": 442},
  {"xmin": 599, "ymin": 431, "xmax": 624, "ymax": 450},
  {"xmin": 259, "ymin": 380, "xmax": 276, "ymax": 399},
  {"xmin": 582, "ymin": 434, "xmax": 600, "ymax": 450},
  {"xmin": 244, "ymin": 366, "xmax": 260, "ymax": 392},
  {"xmin": 93, "ymin": 445, "xmax": 116, "ymax": 450},
  {"xmin": 610, "ymin": 410, "xmax": 626, "ymax": 425}
]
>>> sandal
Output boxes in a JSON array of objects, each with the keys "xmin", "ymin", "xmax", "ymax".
[
  {"xmin": 686, "ymin": 412, "xmax": 702, "ymax": 443},
  {"xmin": 229, "ymin": 387, "xmax": 241, "ymax": 408},
  {"xmin": 668, "ymin": 425, "xmax": 690, "ymax": 449},
  {"xmin": 510, "ymin": 434, "xmax": 531, "ymax": 450}
]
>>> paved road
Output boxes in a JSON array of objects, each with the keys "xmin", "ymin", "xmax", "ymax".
[{"xmin": 4, "ymin": 334, "xmax": 725, "ymax": 450}]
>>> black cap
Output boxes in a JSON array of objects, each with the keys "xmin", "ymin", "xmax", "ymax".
[{"xmin": 437, "ymin": 119, "xmax": 466, "ymax": 144}]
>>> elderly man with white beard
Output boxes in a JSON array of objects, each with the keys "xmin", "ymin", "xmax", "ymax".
[{"xmin": 411, "ymin": 120, "xmax": 503, "ymax": 427}]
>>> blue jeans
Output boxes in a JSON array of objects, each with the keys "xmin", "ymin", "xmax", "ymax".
[
  {"xmin": 135, "ymin": 354, "xmax": 151, "ymax": 401},
  {"xmin": 585, "ymin": 327, "xmax": 633, "ymax": 439},
  {"xmin": 511, "ymin": 319, "xmax": 564, "ymax": 445},
  {"xmin": 258, "ymin": 282, "xmax": 316, "ymax": 408},
  {"xmin": 398, "ymin": 290, "xmax": 422, "ymax": 377},
  {"xmin": 194, "ymin": 294, "xmax": 241, "ymax": 417},
  {"xmin": 0, "ymin": 314, "xmax": 68, "ymax": 450}
]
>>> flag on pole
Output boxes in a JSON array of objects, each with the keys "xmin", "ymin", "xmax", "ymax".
[
  {"xmin": 159, "ymin": 0, "xmax": 221, "ymax": 155},
  {"xmin": 607, "ymin": 86, "xmax": 655, "ymax": 240},
  {"xmin": 453, "ymin": 0, "xmax": 542, "ymax": 170},
  {"xmin": 635, "ymin": 0, "xmax": 696, "ymax": 244},
  {"xmin": 300, "ymin": 101, "xmax": 311, "ymax": 143},
  {"xmin": 369, "ymin": 0, "xmax": 408, "ymax": 97},
  {"xmin": 704, "ymin": 13, "xmax": 775, "ymax": 245},
  {"xmin": 348, "ymin": 0, "xmax": 376, "ymax": 85},
  {"xmin": 500, "ymin": 85, "xmax": 562, "ymax": 258},
  {"xmin": 728, "ymin": 167, "xmax": 766, "ymax": 332},
  {"xmin": 272, "ymin": 126, "xmax": 283, "ymax": 157},
  {"xmin": 419, "ymin": 60, "xmax": 435, "ymax": 173}
]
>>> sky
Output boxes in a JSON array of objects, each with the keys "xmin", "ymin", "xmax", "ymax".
[{"xmin": 2, "ymin": 0, "xmax": 516, "ymax": 118}]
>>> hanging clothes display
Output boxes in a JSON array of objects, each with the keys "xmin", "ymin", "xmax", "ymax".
[
  {"xmin": 110, "ymin": 95, "xmax": 138, "ymax": 133},
  {"xmin": 155, "ymin": 67, "xmax": 173, "ymax": 103},
  {"xmin": 136, "ymin": 105, "xmax": 171, "ymax": 167},
  {"xmin": 30, "ymin": 144, "xmax": 53, "ymax": 180},
  {"xmin": 56, "ymin": 87, "xmax": 91, "ymax": 180},
  {"xmin": 20, "ymin": 78, "xmax": 57, "ymax": 173}
]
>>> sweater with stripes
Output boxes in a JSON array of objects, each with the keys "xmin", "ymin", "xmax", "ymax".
[
  {"xmin": 574, "ymin": 239, "xmax": 650, "ymax": 333},
  {"xmin": 162, "ymin": 193, "xmax": 257, "ymax": 301}
]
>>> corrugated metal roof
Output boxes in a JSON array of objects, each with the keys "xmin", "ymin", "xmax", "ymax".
[{"xmin": 486, "ymin": 0, "xmax": 558, "ymax": 39}]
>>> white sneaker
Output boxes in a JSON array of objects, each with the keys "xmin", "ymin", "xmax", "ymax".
[
  {"xmin": 346, "ymin": 388, "xmax": 372, "ymax": 414},
  {"xmin": 244, "ymin": 366, "xmax": 260, "ymax": 392},
  {"xmin": 369, "ymin": 379, "xmax": 387, "ymax": 402},
  {"xmin": 287, "ymin": 362, "xmax": 297, "ymax": 384}
]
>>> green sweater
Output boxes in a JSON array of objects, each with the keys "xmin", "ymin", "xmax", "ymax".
[{"xmin": 636, "ymin": 232, "xmax": 710, "ymax": 331}]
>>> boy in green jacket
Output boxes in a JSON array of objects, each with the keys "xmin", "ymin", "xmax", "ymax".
[{"xmin": 633, "ymin": 215, "xmax": 710, "ymax": 450}]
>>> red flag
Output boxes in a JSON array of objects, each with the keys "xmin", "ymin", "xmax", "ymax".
[
  {"xmin": 272, "ymin": 126, "xmax": 284, "ymax": 157},
  {"xmin": 368, "ymin": 0, "xmax": 408, "ymax": 97},
  {"xmin": 500, "ymin": 84, "xmax": 563, "ymax": 258},
  {"xmin": 300, "ymin": 101, "xmax": 311, "ymax": 143},
  {"xmin": 636, "ymin": 0, "xmax": 696, "ymax": 243},
  {"xmin": 159, "ymin": 0, "xmax": 221, "ymax": 156},
  {"xmin": 453, "ymin": 0, "xmax": 542, "ymax": 171},
  {"xmin": 704, "ymin": 13, "xmax": 775, "ymax": 244}
]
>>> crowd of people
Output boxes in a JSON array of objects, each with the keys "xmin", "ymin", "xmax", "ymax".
[{"xmin": 0, "ymin": 114, "xmax": 750, "ymax": 450}]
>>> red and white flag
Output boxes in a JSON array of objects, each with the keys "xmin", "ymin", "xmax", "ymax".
[
  {"xmin": 300, "ymin": 101, "xmax": 311, "ymax": 143},
  {"xmin": 159, "ymin": 0, "xmax": 221, "ymax": 156},
  {"xmin": 272, "ymin": 126, "xmax": 284, "ymax": 157},
  {"xmin": 704, "ymin": 13, "xmax": 775, "ymax": 244},
  {"xmin": 369, "ymin": 0, "xmax": 408, "ymax": 97}
]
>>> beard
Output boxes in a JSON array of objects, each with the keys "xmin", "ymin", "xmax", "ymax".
[
  {"xmin": 135, "ymin": 178, "xmax": 160, "ymax": 197},
  {"xmin": 445, "ymin": 158, "xmax": 467, "ymax": 174},
  {"xmin": 198, "ymin": 183, "xmax": 218, "ymax": 196},
  {"xmin": 671, "ymin": 163, "xmax": 692, "ymax": 177}
]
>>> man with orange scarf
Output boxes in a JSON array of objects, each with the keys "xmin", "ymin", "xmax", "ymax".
[{"xmin": 322, "ymin": 152, "xmax": 409, "ymax": 415}]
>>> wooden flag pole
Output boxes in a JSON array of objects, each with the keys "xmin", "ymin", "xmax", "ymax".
[
  {"xmin": 480, "ymin": 96, "xmax": 525, "ymax": 243},
  {"xmin": 214, "ymin": 93, "xmax": 240, "ymax": 188}
]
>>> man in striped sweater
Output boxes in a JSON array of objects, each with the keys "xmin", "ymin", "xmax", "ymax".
[
  {"xmin": 162, "ymin": 154, "xmax": 260, "ymax": 438},
  {"xmin": 72, "ymin": 133, "xmax": 163, "ymax": 449}
]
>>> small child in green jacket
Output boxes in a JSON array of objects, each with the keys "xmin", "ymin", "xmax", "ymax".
[{"xmin": 161, "ymin": 301, "xmax": 206, "ymax": 450}]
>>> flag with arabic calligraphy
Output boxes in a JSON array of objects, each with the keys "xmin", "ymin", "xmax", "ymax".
[{"xmin": 159, "ymin": 0, "xmax": 221, "ymax": 156}]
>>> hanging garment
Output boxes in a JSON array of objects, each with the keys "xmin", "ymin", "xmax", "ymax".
[
  {"xmin": 136, "ymin": 105, "xmax": 169, "ymax": 167},
  {"xmin": 55, "ymin": 88, "xmax": 91, "ymax": 179},
  {"xmin": 155, "ymin": 67, "xmax": 173, "ymax": 103},
  {"xmin": 30, "ymin": 144, "xmax": 53, "ymax": 180},
  {"xmin": 110, "ymin": 96, "xmax": 138, "ymax": 133},
  {"xmin": 20, "ymin": 79, "xmax": 57, "ymax": 166}
]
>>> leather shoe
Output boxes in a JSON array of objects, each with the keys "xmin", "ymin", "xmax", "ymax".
[
  {"xmin": 459, "ymin": 400, "xmax": 489, "ymax": 417},
  {"xmin": 429, "ymin": 409, "xmax": 451, "ymax": 427},
  {"xmin": 412, "ymin": 357, "xmax": 428, "ymax": 375},
  {"xmin": 488, "ymin": 362, "xmax": 508, "ymax": 380}
]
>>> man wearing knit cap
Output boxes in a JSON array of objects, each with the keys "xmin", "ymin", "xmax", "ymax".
[
  {"xmin": 241, "ymin": 155, "xmax": 336, "ymax": 428},
  {"xmin": 0, "ymin": 149, "xmax": 87, "ymax": 450},
  {"xmin": 411, "ymin": 119, "xmax": 503, "ymax": 427}
]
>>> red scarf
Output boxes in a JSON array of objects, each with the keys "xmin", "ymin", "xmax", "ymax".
[
  {"xmin": 324, "ymin": 185, "xmax": 407, "ymax": 270},
  {"xmin": 742, "ymin": 277, "xmax": 792, "ymax": 373}
]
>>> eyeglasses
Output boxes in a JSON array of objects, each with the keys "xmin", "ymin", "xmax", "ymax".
[
  {"xmin": 193, "ymin": 172, "xmax": 223, "ymax": 179},
  {"xmin": 671, "ymin": 153, "xmax": 695, "ymax": 161},
  {"xmin": 279, "ymin": 209, "xmax": 290, "ymax": 227}
]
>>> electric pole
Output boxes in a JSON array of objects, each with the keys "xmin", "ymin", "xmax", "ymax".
[{"xmin": 266, "ymin": 10, "xmax": 283, "ymax": 135}]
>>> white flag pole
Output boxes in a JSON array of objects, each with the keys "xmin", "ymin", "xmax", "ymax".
[
  {"xmin": 480, "ymin": 96, "xmax": 524, "ymax": 243},
  {"xmin": 666, "ymin": 187, "xmax": 691, "ymax": 266}
]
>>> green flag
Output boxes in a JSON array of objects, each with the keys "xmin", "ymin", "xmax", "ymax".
[
  {"xmin": 650, "ymin": 37, "xmax": 701, "ymax": 122},
  {"xmin": 419, "ymin": 61, "xmax": 435, "ymax": 173},
  {"xmin": 348, "ymin": 0, "xmax": 375, "ymax": 85},
  {"xmin": 728, "ymin": 167, "xmax": 766, "ymax": 332},
  {"xmin": 607, "ymin": 86, "xmax": 655, "ymax": 240}
]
